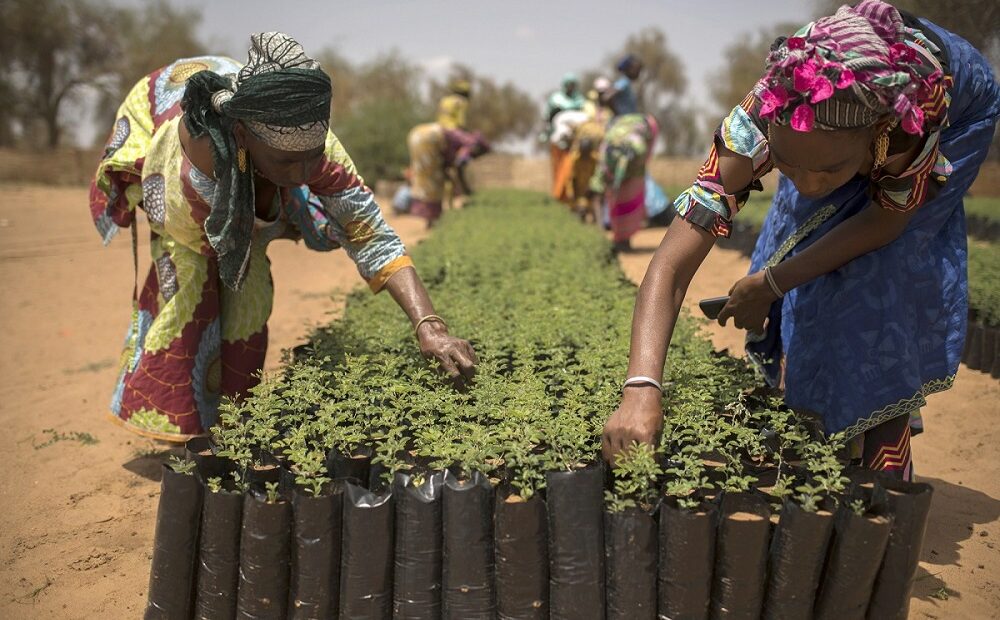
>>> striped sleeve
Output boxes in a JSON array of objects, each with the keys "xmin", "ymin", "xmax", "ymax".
[
  {"xmin": 673, "ymin": 91, "xmax": 773, "ymax": 238},
  {"xmin": 308, "ymin": 131, "xmax": 411, "ymax": 292}
]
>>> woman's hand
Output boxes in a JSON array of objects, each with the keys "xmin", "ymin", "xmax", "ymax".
[
  {"xmin": 416, "ymin": 320, "xmax": 478, "ymax": 386},
  {"xmin": 602, "ymin": 386, "xmax": 664, "ymax": 466},
  {"xmin": 717, "ymin": 270, "xmax": 778, "ymax": 333}
]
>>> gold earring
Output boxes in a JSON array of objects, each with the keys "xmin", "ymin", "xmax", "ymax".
[
  {"xmin": 237, "ymin": 147, "xmax": 247, "ymax": 173},
  {"xmin": 873, "ymin": 132, "xmax": 889, "ymax": 170}
]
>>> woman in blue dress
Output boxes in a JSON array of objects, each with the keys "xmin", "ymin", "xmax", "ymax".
[{"xmin": 602, "ymin": 1, "xmax": 1000, "ymax": 479}]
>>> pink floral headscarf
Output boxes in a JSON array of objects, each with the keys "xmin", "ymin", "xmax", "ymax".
[{"xmin": 758, "ymin": 0, "xmax": 946, "ymax": 135}]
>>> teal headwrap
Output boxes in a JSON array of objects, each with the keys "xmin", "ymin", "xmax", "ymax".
[{"xmin": 181, "ymin": 32, "xmax": 332, "ymax": 290}]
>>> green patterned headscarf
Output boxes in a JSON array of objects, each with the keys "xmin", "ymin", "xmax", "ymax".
[{"xmin": 182, "ymin": 32, "xmax": 331, "ymax": 290}]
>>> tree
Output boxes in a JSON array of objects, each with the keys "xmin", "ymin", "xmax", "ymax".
[
  {"xmin": 658, "ymin": 102, "xmax": 708, "ymax": 157},
  {"xmin": 97, "ymin": 1, "xmax": 206, "ymax": 132},
  {"xmin": 333, "ymin": 52, "xmax": 429, "ymax": 181},
  {"xmin": 429, "ymin": 65, "xmax": 539, "ymax": 143},
  {"xmin": 709, "ymin": 23, "xmax": 800, "ymax": 116},
  {"xmin": 315, "ymin": 48, "xmax": 358, "ymax": 123},
  {"xmin": 0, "ymin": 0, "xmax": 118, "ymax": 149}
]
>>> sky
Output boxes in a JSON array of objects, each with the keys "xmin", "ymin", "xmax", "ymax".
[{"xmin": 85, "ymin": 0, "xmax": 818, "ymax": 146}]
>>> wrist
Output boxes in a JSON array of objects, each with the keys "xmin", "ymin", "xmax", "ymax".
[
  {"xmin": 622, "ymin": 383, "xmax": 663, "ymax": 405},
  {"xmin": 415, "ymin": 317, "xmax": 448, "ymax": 339},
  {"xmin": 760, "ymin": 267, "xmax": 783, "ymax": 300}
]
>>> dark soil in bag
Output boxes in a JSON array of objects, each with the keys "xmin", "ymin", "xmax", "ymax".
[
  {"xmin": 194, "ymin": 482, "xmax": 243, "ymax": 620},
  {"xmin": 710, "ymin": 492, "xmax": 771, "ymax": 620},
  {"xmin": 248, "ymin": 451, "xmax": 283, "ymax": 487},
  {"xmin": 289, "ymin": 484, "xmax": 343, "ymax": 620},
  {"xmin": 327, "ymin": 446, "xmax": 372, "ymax": 485},
  {"xmin": 442, "ymin": 471, "xmax": 495, "ymax": 619},
  {"xmin": 393, "ymin": 471, "xmax": 444, "ymax": 619},
  {"xmin": 236, "ymin": 489, "xmax": 292, "ymax": 620},
  {"xmin": 813, "ymin": 503, "xmax": 892, "ymax": 620},
  {"xmin": 495, "ymin": 492, "xmax": 548, "ymax": 620},
  {"xmin": 185, "ymin": 437, "xmax": 233, "ymax": 482},
  {"xmin": 866, "ymin": 477, "xmax": 934, "ymax": 620},
  {"xmin": 145, "ymin": 463, "xmax": 203, "ymax": 620},
  {"xmin": 658, "ymin": 498, "xmax": 717, "ymax": 620},
  {"xmin": 762, "ymin": 500, "xmax": 833, "ymax": 620},
  {"xmin": 546, "ymin": 463, "xmax": 606, "ymax": 620},
  {"xmin": 605, "ymin": 506, "xmax": 657, "ymax": 620},
  {"xmin": 339, "ymin": 481, "xmax": 394, "ymax": 620}
]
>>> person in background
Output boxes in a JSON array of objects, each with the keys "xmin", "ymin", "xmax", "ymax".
[
  {"xmin": 551, "ymin": 82, "xmax": 612, "ymax": 218},
  {"xmin": 602, "ymin": 1, "xmax": 1000, "ymax": 480},
  {"xmin": 437, "ymin": 79, "xmax": 471, "ymax": 130},
  {"xmin": 407, "ymin": 121, "xmax": 490, "ymax": 227},
  {"xmin": 89, "ymin": 33, "xmax": 477, "ymax": 441},
  {"xmin": 602, "ymin": 54, "xmax": 643, "ymax": 117},
  {"xmin": 584, "ymin": 76, "xmax": 613, "ymax": 124},
  {"xmin": 549, "ymin": 108, "xmax": 590, "ymax": 202},
  {"xmin": 542, "ymin": 73, "xmax": 587, "ymax": 189},
  {"xmin": 589, "ymin": 110, "xmax": 659, "ymax": 252}
]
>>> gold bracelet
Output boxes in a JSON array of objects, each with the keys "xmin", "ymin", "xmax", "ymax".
[{"xmin": 414, "ymin": 314, "xmax": 447, "ymax": 334}]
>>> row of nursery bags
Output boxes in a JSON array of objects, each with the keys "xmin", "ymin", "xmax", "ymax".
[{"xmin": 145, "ymin": 445, "xmax": 932, "ymax": 620}]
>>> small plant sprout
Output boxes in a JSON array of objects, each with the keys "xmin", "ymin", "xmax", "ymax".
[
  {"xmin": 264, "ymin": 481, "xmax": 281, "ymax": 504},
  {"xmin": 848, "ymin": 498, "xmax": 866, "ymax": 516},
  {"xmin": 207, "ymin": 476, "xmax": 223, "ymax": 493},
  {"xmin": 168, "ymin": 455, "xmax": 197, "ymax": 475},
  {"xmin": 606, "ymin": 442, "xmax": 662, "ymax": 513}
]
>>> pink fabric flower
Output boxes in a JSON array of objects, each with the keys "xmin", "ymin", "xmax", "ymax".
[
  {"xmin": 836, "ymin": 69, "xmax": 856, "ymax": 89},
  {"xmin": 790, "ymin": 104, "xmax": 815, "ymax": 132},
  {"xmin": 793, "ymin": 60, "xmax": 820, "ymax": 92},
  {"xmin": 889, "ymin": 42, "xmax": 917, "ymax": 64},
  {"xmin": 809, "ymin": 76, "xmax": 834, "ymax": 103},
  {"xmin": 895, "ymin": 94, "xmax": 925, "ymax": 135},
  {"xmin": 759, "ymin": 85, "xmax": 790, "ymax": 117}
]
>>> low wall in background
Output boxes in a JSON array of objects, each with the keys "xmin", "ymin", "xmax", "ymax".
[{"xmin": 2, "ymin": 148, "xmax": 998, "ymax": 197}]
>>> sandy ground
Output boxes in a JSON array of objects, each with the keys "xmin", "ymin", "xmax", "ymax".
[{"xmin": 0, "ymin": 185, "xmax": 996, "ymax": 619}]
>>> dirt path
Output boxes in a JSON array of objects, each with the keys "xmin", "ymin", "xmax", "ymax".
[{"xmin": 0, "ymin": 186, "xmax": 995, "ymax": 618}]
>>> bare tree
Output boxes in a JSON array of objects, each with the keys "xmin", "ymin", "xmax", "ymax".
[
  {"xmin": 97, "ymin": 1, "xmax": 205, "ymax": 132},
  {"xmin": 0, "ymin": 0, "xmax": 118, "ymax": 149}
]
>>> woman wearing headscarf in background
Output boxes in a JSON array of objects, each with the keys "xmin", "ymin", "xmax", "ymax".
[
  {"xmin": 603, "ymin": 2, "xmax": 1000, "ymax": 482},
  {"xmin": 601, "ymin": 54, "xmax": 643, "ymax": 118},
  {"xmin": 90, "ymin": 33, "xmax": 478, "ymax": 441},
  {"xmin": 542, "ymin": 73, "xmax": 587, "ymax": 197},
  {"xmin": 589, "ymin": 103, "xmax": 659, "ymax": 253},
  {"xmin": 551, "ymin": 78, "xmax": 612, "ymax": 218},
  {"xmin": 406, "ymin": 120, "xmax": 490, "ymax": 227},
  {"xmin": 437, "ymin": 79, "xmax": 472, "ymax": 130}
]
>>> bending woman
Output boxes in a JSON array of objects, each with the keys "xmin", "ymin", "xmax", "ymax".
[
  {"xmin": 90, "ymin": 33, "xmax": 477, "ymax": 441},
  {"xmin": 602, "ymin": 2, "xmax": 999, "ymax": 479}
]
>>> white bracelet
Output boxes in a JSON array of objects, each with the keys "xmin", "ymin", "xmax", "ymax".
[
  {"xmin": 623, "ymin": 376, "xmax": 663, "ymax": 393},
  {"xmin": 764, "ymin": 266, "xmax": 785, "ymax": 299}
]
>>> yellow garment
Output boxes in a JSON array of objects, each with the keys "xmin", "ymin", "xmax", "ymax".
[
  {"xmin": 408, "ymin": 122, "xmax": 448, "ymax": 203},
  {"xmin": 556, "ymin": 119, "xmax": 605, "ymax": 209},
  {"xmin": 437, "ymin": 94, "xmax": 468, "ymax": 130}
]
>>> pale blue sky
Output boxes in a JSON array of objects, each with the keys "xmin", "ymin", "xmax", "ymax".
[{"xmin": 84, "ymin": 0, "xmax": 819, "ymax": 146}]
